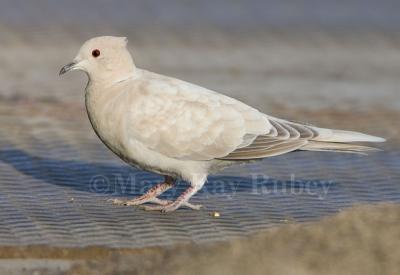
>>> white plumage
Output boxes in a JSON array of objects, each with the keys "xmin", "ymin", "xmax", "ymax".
[{"xmin": 60, "ymin": 36, "xmax": 385, "ymax": 212}]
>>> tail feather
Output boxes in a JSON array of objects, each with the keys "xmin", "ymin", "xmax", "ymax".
[
  {"xmin": 312, "ymin": 128, "xmax": 386, "ymax": 143},
  {"xmin": 301, "ymin": 141, "xmax": 382, "ymax": 155}
]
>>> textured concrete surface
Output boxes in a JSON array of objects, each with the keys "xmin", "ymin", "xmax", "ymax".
[
  {"xmin": 0, "ymin": 204, "xmax": 399, "ymax": 275},
  {"xmin": 66, "ymin": 204, "xmax": 400, "ymax": 275}
]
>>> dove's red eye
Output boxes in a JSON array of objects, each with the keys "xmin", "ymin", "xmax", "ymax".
[{"xmin": 92, "ymin": 49, "xmax": 100, "ymax": 58}]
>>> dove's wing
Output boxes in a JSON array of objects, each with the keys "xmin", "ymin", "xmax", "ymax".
[
  {"xmin": 127, "ymin": 72, "xmax": 272, "ymax": 161},
  {"xmin": 126, "ymin": 71, "xmax": 384, "ymax": 161},
  {"xmin": 218, "ymin": 118, "xmax": 313, "ymax": 160},
  {"xmin": 219, "ymin": 116, "xmax": 385, "ymax": 160}
]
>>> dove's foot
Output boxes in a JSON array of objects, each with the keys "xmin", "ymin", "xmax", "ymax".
[
  {"xmin": 110, "ymin": 197, "xmax": 201, "ymax": 209},
  {"xmin": 140, "ymin": 185, "xmax": 202, "ymax": 213},
  {"xmin": 140, "ymin": 199, "xmax": 202, "ymax": 211},
  {"xmin": 109, "ymin": 176, "xmax": 175, "ymax": 206}
]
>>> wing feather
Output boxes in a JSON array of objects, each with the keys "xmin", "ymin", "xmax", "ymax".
[
  {"xmin": 269, "ymin": 120, "xmax": 290, "ymax": 139},
  {"xmin": 127, "ymin": 72, "xmax": 271, "ymax": 161},
  {"xmin": 219, "ymin": 117, "xmax": 315, "ymax": 160},
  {"xmin": 125, "ymin": 70, "xmax": 382, "ymax": 162},
  {"xmin": 219, "ymin": 140, "xmax": 307, "ymax": 160}
]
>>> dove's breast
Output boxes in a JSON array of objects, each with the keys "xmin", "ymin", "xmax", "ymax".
[
  {"xmin": 84, "ymin": 82, "xmax": 210, "ymax": 180},
  {"xmin": 84, "ymin": 86, "xmax": 127, "ymax": 155}
]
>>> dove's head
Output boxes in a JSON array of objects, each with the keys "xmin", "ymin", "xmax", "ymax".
[{"xmin": 60, "ymin": 36, "xmax": 135, "ymax": 81}]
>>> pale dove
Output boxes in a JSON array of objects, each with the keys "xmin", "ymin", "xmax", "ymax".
[{"xmin": 60, "ymin": 36, "xmax": 385, "ymax": 212}]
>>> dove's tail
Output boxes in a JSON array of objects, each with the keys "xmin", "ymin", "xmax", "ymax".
[
  {"xmin": 300, "ymin": 128, "xmax": 385, "ymax": 154},
  {"xmin": 301, "ymin": 141, "xmax": 382, "ymax": 154}
]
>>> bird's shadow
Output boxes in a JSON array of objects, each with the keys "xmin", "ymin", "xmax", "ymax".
[{"xmin": 0, "ymin": 147, "xmax": 336, "ymax": 200}]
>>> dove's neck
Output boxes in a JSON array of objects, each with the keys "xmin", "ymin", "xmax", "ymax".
[
  {"xmin": 88, "ymin": 53, "xmax": 136, "ymax": 87},
  {"xmin": 89, "ymin": 70, "xmax": 135, "ymax": 88}
]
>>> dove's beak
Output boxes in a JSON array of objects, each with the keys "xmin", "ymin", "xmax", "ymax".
[{"xmin": 59, "ymin": 61, "xmax": 77, "ymax": 76}]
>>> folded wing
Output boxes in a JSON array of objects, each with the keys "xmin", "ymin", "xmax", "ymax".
[
  {"xmin": 219, "ymin": 116, "xmax": 385, "ymax": 160},
  {"xmin": 128, "ymin": 71, "xmax": 384, "ymax": 161},
  {"xmin": 127, "ymin": 73, "xmax": 271, "ymax": 161}
]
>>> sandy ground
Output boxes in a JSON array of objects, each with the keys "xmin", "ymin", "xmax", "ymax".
[
  {"xmin": 0, "ymin": 203, "xmax": 398, "ymax": 275},
  {"xmin": 68, "ymin": 204, "xmax": 400, "ymax": 275}
]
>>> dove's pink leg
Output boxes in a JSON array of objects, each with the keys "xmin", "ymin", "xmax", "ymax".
[
  {"xmin": 141, "ymin": 174, "xmax": 206, "ymax": 212},
  {"xmin": 148, "ymin": 198, "xmax": 202, "ymax": 210},
  {"xmin": 110, "ymin": 176, "xmax": 175, "ymax": 206}
]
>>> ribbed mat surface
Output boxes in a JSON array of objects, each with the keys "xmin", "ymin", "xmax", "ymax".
[{"xmin": 0, "ymin": 116, "xmax": 399, "ymax": 248}]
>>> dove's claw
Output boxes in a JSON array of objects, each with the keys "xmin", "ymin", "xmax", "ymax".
[
  {"xmin": 108, "ymin": 177, "xmax": 175, "ymax": 206},
  {"xmin": 109, "ymin": 196, "xmax": 201, "ymax": 211},
  {"xmin": 168, "ymin": 186, "xmax": 201, "ymax": 212},
  {"xmin": 109, "ymin": 178, "xmax": 204, "ymax": 212},
  {"xmin": 140, "ymin": 185, "xmax": 203, "ymax": 212},
  {"xmin": 148, "ymin": 198, "xmax": 202, "ymax": 209},
  {"xmin": 140, "ymin": 199, "xmax": 202, "ymax": 212}
]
